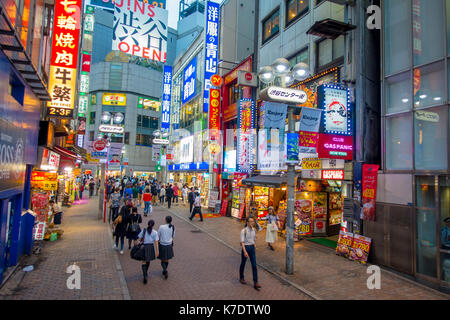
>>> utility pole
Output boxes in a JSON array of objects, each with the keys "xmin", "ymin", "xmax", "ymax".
[{"xmin": 286, "ymin": 107, "xmax": 295, "ymax": 275}]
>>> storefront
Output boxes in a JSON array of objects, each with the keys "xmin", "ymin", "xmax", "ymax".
[{"xmin": 168, "ymin": 163, "xmax": 210, "ymax": 207}]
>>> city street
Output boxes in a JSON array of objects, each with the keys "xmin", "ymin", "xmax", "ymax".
[{"xmin": 0, "ymin": 196, "xmax": 447, "ymax": 300}]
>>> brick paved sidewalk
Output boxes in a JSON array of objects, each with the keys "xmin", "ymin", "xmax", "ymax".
[
  {"xmin": 0, "ymin": 194, "xmax": 127, "ymax": 300},
  {"xmin": 116, "ymin": 202, "xmax": 311, "ymax": 300},
  {"xmin": 167, "ymin": 203, "xmax": 449, "ymax": 300}
]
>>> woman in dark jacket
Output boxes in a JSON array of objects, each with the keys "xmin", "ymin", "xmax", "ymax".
[
  {"xmin": 126, "ymin": 207, "xmax": 142, "ymax": 249},
  {"xmin": 113, "ymin": 200, "xmax": 132, "ymax": 254}
]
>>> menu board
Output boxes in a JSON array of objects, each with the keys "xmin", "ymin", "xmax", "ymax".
[
  {"xmin": 312, "ymin": 193, "xmax": 327, "ymax": 220},
  {"xmin": 336, "ymin": 231, "xmax": 354, "ymax": 258},
  {"xmin": 349, "ymin": 234, "xmax": 372, "ymax": 264},
  {"xmin": 31, "ymin": 193, "xmax": 49, "ymax": 222},
  {"xmin": 295, "ymin": 198, "xmax": 312, "ymax": 236},
  {"xmin": 31, "ymin": 171, "xmax": 58, "ymax": 191},
  {"xmin": 220, "ymin": 200, "xmax": 229, "ymax": 216}
]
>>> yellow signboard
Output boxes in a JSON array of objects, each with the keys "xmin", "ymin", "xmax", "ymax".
[
  {"xmin": 102, "ymin": 93, "xmax": 127, "ymax": 106},
  {"xmin": 302, "ymin": 159, "xmax": 321, "ymax": 170},
  {"xmin": 47, "ymin": 66, "xmax": 77, "ymax": 117},
  {"xmin": 86, "ymin": 153, "xmax": 99, "ymax": 163}
]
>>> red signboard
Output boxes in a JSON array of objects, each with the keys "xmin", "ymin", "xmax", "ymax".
[
  {"xmin": 211, "ymin": 74, "xmax": 223, "ymax": 87},
  {"xmin": 299, "ymin": 131, "xmax": 319, "ymax": 148},
  {"xmin": 322, "ymin": 170, "xmax": 344, "ymax": 180},
  {"xmin": 209, "ymin": 89, "xmax": 220, "ymax": 140},
  {"xmin": 362, "ymin": 164, "xmax": 379, "ymax": 221},
  {"xmin": 81, "ymin": 53, "xmax": 91, "ymax": 72},
  {"xmin": 93, "ymin": 139, "xmax": 107, "ymax": 152},
  {"xmin": 317, "ymin": 134, "xmax": 353, "ymax": 160}
]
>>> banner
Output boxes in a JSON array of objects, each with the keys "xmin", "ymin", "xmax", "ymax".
[
  {"xmin": 209, "ymin": 89, "xmax": 220, "ymax": 140},
  {"xmin": 152, "ymin": 145, "xmax": 161, "ymax": 162},
  {"xmin": 262, "ymin": 102, "xmax": 287, "ymax": 129},
  {"xmin": 237, "ymin": 99, "xmax": 254, "ymax": 172},
  {"xmin": 299, "ymin": 131, "xmax": 319, "ymax": 153},
  {"xmin": 362, "ymin": 164, "xmax": 379, "ymax": 221},
  {"xmin": 112, "ymin": 1, "xmax": 168, "ymax": 62},
  {"xmin": 286, "ymin": 133, "xmax": 299, "ymax": 164},
  {"xmin": 182, "ymin": 56, "xmax": 197, "ymax": 104},
  {"xmin": 161, "ymin": 66, "xmax": 172, "ymax": 132},
  {"xmin": 299, "ymin": 107, "xmax": 322, "ymax": 132}
]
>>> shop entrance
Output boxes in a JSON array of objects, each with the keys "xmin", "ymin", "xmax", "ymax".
[{"xmin": 0, "ymin": 194, "xmax": 21, "ymax": 280}]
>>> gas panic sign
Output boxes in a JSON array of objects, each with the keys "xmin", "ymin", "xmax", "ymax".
[{"xmin": 112, "ymin": 0, "xmax": 168, "ymax": 62}]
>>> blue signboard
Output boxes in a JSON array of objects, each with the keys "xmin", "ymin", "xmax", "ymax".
[
  {"xmin": 182, "ymin": 56, "xmax": 197, "ymax": 104},
  {"xmin": 203, "ymin": 1, "xmax": 220, "ymax": 113},
  {"xmin": 168, "ymin": 162, "xmax": 209, "ymax": 171},
  {"xmin": 286, "ymin": 133, "xmax": 299, "ymax": 164},
  {"xmin": 161, "ymin": 65, "xmax": 172, "ymax": 132}
]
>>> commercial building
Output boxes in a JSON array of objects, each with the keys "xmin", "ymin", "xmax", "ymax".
[{"xmin": 373, "ymin": 0, "xmax": 449, "ymax": 291}]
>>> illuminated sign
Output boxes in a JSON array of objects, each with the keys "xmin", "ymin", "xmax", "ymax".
[
  {"xmin": 237, "ymin": 99, "xmax": 255, "ymax": 172},
  {"xmin": 317, "ymin": 134, "xmax": 353, "ymax": 161},
  {"xmin": 138, "ymin": 97, "xmax": 160, "ymax": 111},
  {"xmin": 203, "ymin": 1, "xmax": 220, "ymax": 113},
  {"xmin": 84, "ymin": 13, "xmax": 94, "ymax": 32},
  {"xmin": 112, "ymin": 1, "xmax": 168, "ymax": 62},
  {"xmin": 78, "ymin": 95, "xmax": 88, "ymax": 114},
  {"xmin": 322, "ymin": 170, "xmax": 345, "ymax": 180},
  {"xmin": 47, "ymin": 0, "xmax": 82, "ymax": 118},
  {"xmin": 161, "ymin": 65, "xmax": 172, "ymax": 132},
  {"xmin": 182, "ymin": 56, "xmax": 197, "ymax": 104},
  {"xmin": 302, "ymin": 159, "xmax": 321, "ymax": 170},
  {"xmin": 210, "ymin": 74, "xmax": 223, "ymax": 87},
  {"xmin": 318, "ymin": 84, "xmax": 352, "ymax": 136},
  {"xmin": 152, "ymin": 139, "xmax": 169, "ymax": 145},
  {"xmin": 180, "ymin": 136, "xmax": 194, "ymax": 164},
  {"xmin": 81, "ymin": 54, "xmax": 91, "ymax": 72},
  {"xmin": 209, "ymin": 88, "xmax": 220, "ymax": 140},
  {"xmin": 102, "ymin": 93, "xmax": 127, "ymax": 106},
  {"xmin": 79, "ymin": 74, "xmax": 90, "ymax": 94},
  {"xmin": 41, "ymin": 149, "xmax": 61, "ymax": 171},
  {"xmin": 260, "ymin": 87, "xmax": 308, "ymax": 105}
]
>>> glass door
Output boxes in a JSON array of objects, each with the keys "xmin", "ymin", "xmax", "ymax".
[{"xmin": 439, "ymin": 176, "xmax": 450, "ymax": 286}]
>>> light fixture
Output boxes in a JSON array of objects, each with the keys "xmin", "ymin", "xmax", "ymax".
[
  {"xmin": 401, "ymin": 98, "xmax": 409, "ymax": 103},
  {"xmin": 272, "ymin": 58, "xmax": 290, "ymax": 76},
  {"xmin": 113, "ymin": 112, "xmax": 124, "ymax": 124},
  {"xmin": 292, "ymin": 62, "xmax": 310, "ymax": 81},
  {"xmin": 258, "ymin": 65, "xmax": 275, "ymax": 84},
  {"xmin": 282, "ymin": 71, "xmax": 295, "ymax": 86},
  {"xmin": 161, "ymin": 131, "xmax": 169, "ymax": 138},
  {"xmin": 153, "ymin": 130, "xmax": 161, "ymax": 137},
  {"xmin": 419, "ymin": 94, "xmax": 427, "ymax": 100},
  {"xmin": 101, "ymin": 111, "xmax": 111, "ymax": 123}
]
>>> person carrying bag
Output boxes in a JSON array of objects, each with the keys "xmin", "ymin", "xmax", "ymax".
[{"xmin": 136, "ymin": 220, "xmax": 159, "ymax": 284}]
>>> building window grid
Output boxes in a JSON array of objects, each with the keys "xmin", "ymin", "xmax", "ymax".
[
  {"xmin": 262, "ymin": 7, "xmax": 281, "ymax": 44},
  {"xmin": 285, "ymin": 0, "xmax": 309, "ymax": 27}
]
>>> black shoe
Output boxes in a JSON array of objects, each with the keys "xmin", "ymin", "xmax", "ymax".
[
  {"xmin": 143, "ymin": 278, "xmax": 147, "ymax": 284},
  {"xmin": 163, "ymin": 271, "xmax": 168, "ymax": 279}
]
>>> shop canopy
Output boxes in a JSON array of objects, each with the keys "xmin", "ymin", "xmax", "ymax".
[{"xmin": 241, "ymin": 175, "xmax": 288, "ymax": 188}]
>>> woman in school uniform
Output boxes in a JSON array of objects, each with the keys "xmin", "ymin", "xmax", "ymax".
[
  {"xmin": 138, "ymin": 220, "xmax": 159, "ymax": 284},
  {"xmin": 158, "ymin": 216, "xmax": 175, "ymax": 279}
]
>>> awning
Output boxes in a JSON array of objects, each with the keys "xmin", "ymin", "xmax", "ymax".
[
  {"xmin": 51, "ymin": 145, "xmax": 80, "ymax": 161},
  {"xmin": 307, "ymin": 19, "xmax": 357, "ymax": 40},
  {"xmin": 242, "ymin": 175, "xmax": 288, "ymax": 188}
]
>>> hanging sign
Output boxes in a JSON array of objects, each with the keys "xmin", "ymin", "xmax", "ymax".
[
  {"xmin": 318, "ymin": 84, "xmax": 352, "ymax": 136},
  {"xmin": 182, "ymin": 56, "xmax": 197, "ymax": 104},
  {"xmin": 317, "ymin": 134, "xmax": 353, "ymax": 160},
  {"xmin": 259, "ymin": 87, "xmax": 308, "ymax": 105},
  {"xmin": 237, "ymin": 99, "xmax": 255, "ymax": 172},
  {"xmin": 81, "ymin": 54, "xmax": 91, "ymax": 72},
  {"xmin": 99, "ymin": 125, "xmax": 124, "ymax": 134},
  {"xmin": 161, "ymin": 65, "xmax": 172, "ymax": 132},
  {"xmin": 361, "ymin": 164, "xmax": 379, "ymax": 221},
  {"xmin": 209, "ymin": 88, "xmax": 220, "ymax": 140}
]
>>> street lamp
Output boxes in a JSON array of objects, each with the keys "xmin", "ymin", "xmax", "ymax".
[
  {"xmin": 113, "ymin": 112, "xmax": 124, "ymax": 124},
  {"xmin": 101, "ymin": 111, "xmax": 111, "ymax": 123},
  {"xmin": 258, "ymin": 59, "xmax": 311, "ymax": 276}
]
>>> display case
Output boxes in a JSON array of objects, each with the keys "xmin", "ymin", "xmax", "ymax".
[
  {"xmin": 253, "ymin": 186, "xmax": 269, "ymax": 220},
  {"xmin": 328, "ymin": 192, "xmax": 343, "ymax": 236}
]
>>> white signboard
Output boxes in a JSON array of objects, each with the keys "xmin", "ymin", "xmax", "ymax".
[
  {"xmin": 112, "ymin": 2, "xmax": 168, "ymax": 63},
  {"xmin": 152, "ymin": 138, "xmax": 169, "ymax": 145},
  {"xmin": 99, "ymin": 125, "xmax": 124, "ymax": 134},
  {"xmin": 152, "ymin": 145, "xmax": 161, "ymax": 162},
  {"xmin": 260, "ymin": 86, "xmax": 308, "ymax": 105},
  {"xmin": 180, "ymin": 136, "xmax": 193, "ymax": 164},
  {"xmin": 324, "ymin": 88, "xmax": 349, "ymax": 133},
  {"xmin": 33, "ymin": 222, "xmax": 46, "ymax": 241}
]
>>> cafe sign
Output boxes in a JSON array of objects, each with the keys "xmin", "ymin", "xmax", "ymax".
[{"xmin": 259, "ymin": 86, "xmax": 308, "ymax": 105}]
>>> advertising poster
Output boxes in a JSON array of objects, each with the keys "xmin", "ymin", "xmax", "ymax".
[
  {"xmin": 237, "ymin": 99, "xmax": 254, "ymax": 172},
  {"xmin": 299, "ymin": 131, "xmax": 319, "ymax": 154},
  {"xmin": 152, "ymin": 145, "xmax": 162, "ymax": 162},
  {"xmin": 299, "ymin": 107, "xmax": 322, "ymax": 132},
  {"xmin": 108, "ymin": 153, "xmax": 121, "ymax": 171},
  {"xmin": 295, "ymin": 199, "xmax": 313, "ymax": 236},
  {"xmin": 112, "ymin": 1, "xmax": 168, "ymax": 62},
  {"xmin": 180, "ymin": 136, "xmax": 194, "ymax": 164},
  {"xmin": 336, "ymin": 231, "xmax": 354, "ymax": 258},
  {"xmin": 362, "ymin": 164, "xmax": 379, "ymax": 221},
  {"xmin": 349, "ymin": 234, "xmax": 372, "ymax": 264},
  {"xmin": 286, "ymin": 133, "xmax": 299, "ymax": 164},
  {"xmin": 33, "ymin": 222, "xmax": 47, "ymax": 241},
  {"xmin": 220, "ymin": 199, "xmax": 229, "ymax": 216}
]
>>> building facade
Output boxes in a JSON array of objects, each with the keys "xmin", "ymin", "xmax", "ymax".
[{"xmin": 374, "ymin": 0, "xmax": 449, "ymax": 290}]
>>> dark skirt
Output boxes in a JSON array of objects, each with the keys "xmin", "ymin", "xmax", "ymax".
[
  {"xmin": 143, "ymin": 243, "xmax": 156, "ymax": 262},
  {"xmin": 158, "ymin": 244, "xmax": 174, "ymax": 260}
]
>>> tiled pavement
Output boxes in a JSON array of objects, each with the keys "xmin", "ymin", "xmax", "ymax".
[
  {"xmin": 118, "ymin": 202, "xmax": 310, "ymax": 300},
  {"xmin": 166, "ymin": 203, "xmax": 450, "ymax": 300},
  {"xmin": 0, "ymin": 194, "xmax": 126, "ymax": 300}
]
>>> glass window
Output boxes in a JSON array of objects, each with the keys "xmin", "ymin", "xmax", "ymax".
[
  {"xmin": 414, "ymin": 106, "xmax": 448, "ymax": 170},
  {"xmin": 439, "ymin": 176, "xmax": 450, "ymax": 249},
  {"xmin": 416, "ymin": 208, "xmax": 437, "ymax": 278},
  {"xmin": 416, "ymin": 176, "xmax": 436, "ymax": 208},
  {"xmin": 413, "ymin": 0, "xmax": 445, "ymax": 66},
  {"xmin": 229, "ymin": 83, "xmax": 239, "ymax": 105},
  {"xmin": 440, "ymin": 251, "xmax": 450, "ymax": 282},
  {"xmin": 136, "ymin": 134, "xmax": 141, "ymax": 145},
  {"xmin": 262, "ymin": 8, "xmax": 280, "ymax": 43},
  {"xmin": 286, "ymin": 0, "xmax": 308, "ymax": 26},
  {"xmin": 384, "ymin": 0, "xmax": 411, "ymax": 75},
  {"xmin": 124, "ymin": 132, "xmax": 129, "ymax": 144},
  {"xmin": 414, "ymin": 62, "xmax": 446, "ymax": 109},
  {"xmin": 143, "ymin": 116, "xmax": 150, "ymax": 128},
  {"xmin": 333, "ymin": 36, "xmax": 345, "ymax": 61},
  {"xmin": 386, "ymin": 72, "xmax": 411, "ymax": 114},
  {"xmin": 89, "ymin": 131, "xmax": 94, "ymax": 141},
  {"xmin": 386, "ymin": 114, "xmax": 413, "ymax": 170},
  {"xmin": 447, "ymin": 0, "xmax": 450, "ymax": 54},
  {"xmin": 109, "ymin": 64, "xmax": 122, "ymax": 90},
  {"xmin": 317, "ymin": 36, "xmax": 344, "ymax": 70},
  {"xmin": 289, "ymin": 48, "xmax": 309, "ymax": 68},
  {"xmin": 89, "ymin": 112, "xmax": 96, "ymax": 124}
]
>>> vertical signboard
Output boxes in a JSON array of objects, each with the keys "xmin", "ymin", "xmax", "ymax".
[
  {"xmin": 161, "ymin": 65, "xmax": 172, "ymax": 132},
  {"xmin": 237, "ymin": 99, "xmax": 255, "ymax": 173},
  {"xmin": 209, "ymin": 88, "xmax": 220, "ymax": 141},
  {"xmin": 317, "ymin": 84, "xmax": 352, "ymax": 136},
  {"xmin": 361, "ymin": 164, "xmax": 379, "ymax": 221},
  {"xmin": 182, "ymin": 56, "xmax": 197, "ymax": 104},
  {"xmin": 47, "ymin": 0, "xmax": 82, "ymax": 118},
  {"xmin": 112, "ymin": 1, "xmax": 168, "ymax": 62},
  {"xmin": 203, "ymin": 1, "xmax": 220, "ymax": 113}
]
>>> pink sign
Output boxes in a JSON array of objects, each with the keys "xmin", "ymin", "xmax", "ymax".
[{"xmin": 317, "ymin": 134, "xmax": 353, "ymax": 160}]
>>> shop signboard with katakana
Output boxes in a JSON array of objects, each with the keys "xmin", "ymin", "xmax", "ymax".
[
  {"xmin": 203, "ymin": 1, "xmax": 220, "ymax": 113},
  {"xmin": 237, "ymin": 99, "xmax": 255, "ymax": 173},
  {"xmin": 161, "ymin": 65, "xmax": 172, "ymax": 133},
  {"xmin": 112, "ymin": 0, "xmax": 168, "ymax": 62},
  {"xmin": 47, "ymin": 0, "xmax": 82, "ymax": 118}
]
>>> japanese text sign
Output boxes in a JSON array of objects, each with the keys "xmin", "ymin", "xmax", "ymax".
[
  {"xmin": 161, "ymin": 65, "xmax": 172, "ymax": 132},
  {"xmin": 237, "ymin": 99, "xmax": 255, "ymax": 172},
  {"xmin": 317, "ymin": 134, "xmax": 353, "ymax": 160},
  {"xmin": 182, "ymin": 56, "xmax": 197, "ymax": 104},
  {"xmin": 362, "ymin": 164, "xmax": 379, "ymax": 221},
  {"xmin": 112, "ymin": 0, "xmax": 168, "ymax": 62},
  {"xmin": 203, "ymin": 1, "xmax": 220, "ymax": 113},
  {"xmin": 47, "ymin": 0, "xmax": 82, "ymax": 118},
  {"xmin": 209, "ymin": 89, "xmax": 220, "ymax": 141}
]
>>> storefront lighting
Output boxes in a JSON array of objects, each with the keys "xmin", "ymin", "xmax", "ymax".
[
  {"xmin": 282, "ymin": 72, "xmax": 295, "ymax": 86},
  {"xmin": 292, "ymin": 62, "xmax": 310, "ymax": 81},
  {"xmin": 64, "ymin": 167, "xmax": 73, "ymax": 172},
  {"xmin": 272, "ymin": 58, "xmax": 290, "ymax": 76}
]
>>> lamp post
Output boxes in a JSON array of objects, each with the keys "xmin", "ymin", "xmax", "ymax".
[{"xmin": 258, "ymin": 58, "xmax": 310, "ymax": 275}]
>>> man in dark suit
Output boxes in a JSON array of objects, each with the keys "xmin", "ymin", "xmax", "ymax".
[{"xmin": 188, "ymin": 187, "xmax": 195, "ymax": 214}]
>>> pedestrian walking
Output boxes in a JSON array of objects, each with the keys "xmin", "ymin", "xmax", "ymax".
[
  {"xmin": 124, "ymin": 184, "xmax": 133, "ymax": 204},
  {"xmin": 166, "ymin": 184, "xmax": 174, "ymax": 209},
  {"xmin": 265, "ymin": 207, "xmax": 279, "ymax": 251},
  {"xmin": 159, "ymin": 184, "xmax": 166, "ymax": 204},
  {"xmin": 188, "ymin": 187, "xmax": 195, "ymax": 214},
  {"xmin": 138, "ymin": 182, "xmax": 144, "ymax": 206},
  {"xmin": 239, "ymin": 216, "xmax": 261, "ymax": 291},
  {"xmin": 132, "ymin": 183, "xmax": 139, "ymax": 204},
  {"xmin": 189, "ymin": 191, "xmax": 203, "ymax": 221},
  {"xmin": 172, "ymin": 184, "xmax": 179, "ymax": 205},
  {"xmin": 138, "ymin": 220, "xmax": 159, "ymax": 284},
  {"xmin": 151, "ymin": 183, "xmax": 158, "ymax": 206},
  {"xmin": 182, "ymin": 185, "xmax": 188, "ymax": 205},
  {"xmin": 158, "ymin": 216, "xmax": 175, "ymax": 279},
  {"xmin": 109, "ymin": 188, "xmax": 122, "ymax": 223},
  {"xmin": 113, "ymin": 200, "xmax": 132, "ymax": 254},
  {"xmin": 143, "ymin": 188, "xmax": 152, "ymax": 217},
  {"xmin": 88, "ymin": 179, "xmax": 95, "ymax": 198},
  {"xmin": 79, "ymin": 182, "xmax": 84, "ymax": 200},
  {"xmin": 126, "ymin": 207, "xmax": 142, "ymax": 250}
]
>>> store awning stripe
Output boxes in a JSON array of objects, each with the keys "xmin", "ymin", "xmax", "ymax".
[{"xmin": 242, "ymin": 175, "xmax": 288, "ymax": 187}]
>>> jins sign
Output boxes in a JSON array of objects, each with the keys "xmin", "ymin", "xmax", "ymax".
[{"xmin": 317, "ymin": 134, "xmax": 353, "ymax": 160}]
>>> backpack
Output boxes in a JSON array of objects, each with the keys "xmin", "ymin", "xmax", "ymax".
[{"xmin": 194, "ymin": 195, "xmax": 201, "ymax": 207}]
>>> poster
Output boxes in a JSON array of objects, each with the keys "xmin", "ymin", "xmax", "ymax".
[
  {"xmin": 361, "ymin": 164, "xmax": 379, "ymax": 221},
  {"xmin": 318, "ymin": 84, "xmax": 352, "ymax": 135},
  {"xmin": 299, "ymin": 107, "xmax": 322, "ymax": 132},
  {"xmin": 286, "ymin": 133, "xmax": 299, "ymax": 164},
  {"xmin": 112, "ymin": 1, "xmax": 168, "ymax": 62},
  {"xmin": 294, "ymin": 199, "xmax": 312, "ymax": 236},
  {"xmin": 33, "ymin": 222, "xmax": 47, "ymax": 241},
  {"xmin": 336, "ymin": 231, "xmax": 354, "ymax": 258},
  {"xmin": 349, "ymin": 234, "xmax": 372, "ymax": 264},
  {"xmin": 152, "ymin": 145, "xmax": 161, "ymax": 162},
  {"xmin": 208, "ymin": 190, "xmax": 219, "ymax": 208}
]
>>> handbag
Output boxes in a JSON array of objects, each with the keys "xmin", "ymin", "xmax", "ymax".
[{"xmin": 130, "ymin": 229, "xmax": 146, "ymax": 261}]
